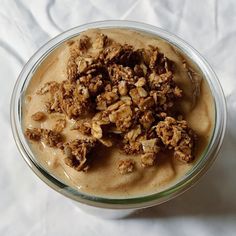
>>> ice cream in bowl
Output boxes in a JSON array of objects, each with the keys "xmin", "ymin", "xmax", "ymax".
[{"xmin": 11, "ymin": 21, "xmax": 226, "ymax": 218}]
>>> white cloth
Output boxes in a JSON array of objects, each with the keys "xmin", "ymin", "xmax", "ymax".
[{"xmin": 1, "ymin": 0, "xmax": 236, "ymax": 235}]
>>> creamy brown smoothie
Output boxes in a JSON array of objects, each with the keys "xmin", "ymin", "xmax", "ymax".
[{"xmin": 23, "ymin": 29, "xmax": 214, "ymax": 197}]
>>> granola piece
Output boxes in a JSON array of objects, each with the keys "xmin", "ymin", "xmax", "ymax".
[
  {"xmin": 25, "ymin": 128, "xmax": 42, "ymax": 141},
  {"xmin": 123, "ymin": 141, "xmax": 141, "ymax": 155},
  {"xmin": 31, "ymin": 112, "xmax": 46, "ymax": 121},
  {"xmin": 79, "ymin": 35, "xmax": 91, "ymax": 52},
  {"xmin": 67, "ymin": 58, "xmax": 78, "ymax": 81},
  {"xmin": 92, "ymin": 111, "xmax": 111, "ymax": 126},
  {"xmin": 75, "ymin": 57, "xmax": 89, "ymax": 74},
  {"xmin": 93, "ymin": 33, "xmax": 110, "ymax": 49},
  {"xmin": 156, "ymin": 117, "xmax": 183, "ymax": 146},
  {"xmin": 156, "ymin": 117, "xmax": 194, "ymax": 162},
  {"xmin": 124, "ymin": 125, "xmax": 142, "ymax": 142},
  {"xmin": 104, "ymin": 43, "xmax": 122, "ymax": 62},
  {"xmin": 108, "ymin": 64, "xmax": 135, "ymax": 85},
  {"xmin": 139, "ymin": 96, "xmax": 155, "ymax": 111},
  {"xmin": 36, "ymin": 81, "xmax": 59, "ymax": 95},
  {"xmin": 46, "ymin": 80, "xmax": 92, "ymax": 119},
  {"xmin": 141, "ymin": 153, "xmax": 156, "ymax": 167},
  {"xmin": 118, "ymin": 160, "xmax": 134, "ymax": 174},
  {"xmin": 174, "ymin": 133, "xmax": 194, "ymax": 163},
  {"xmin": 96, "ymin": 87, "xmax": 119, "ymax": 110},
  {"xmin": 79, "ymin": 75, "xmax": 104, "ymax": 96},
  {"xmin": 25, "ymin": 128, "xmax": 63, "ymax": 147},
  {"xmin": 122, "ymin": 126, "xmax": 142, "ymax": 155},
  {"xmin": 148, "ymin": 71, "xmax": 176, "ymax": 91},
  {"xmin": 71, "ymin": 119, "xmax": 91, "ymax": 135},
  {"xmin": 67, "ymin": 43, "xmax": 80, "ymax": 81},
  {"xmin": 108, "ymin": 103, "xmax": 133, "ymax": 131},
  {"xmin": 139, "ymin": 111, "xmax": 155, "ymax": 129},
  {"xmin": 149, "ymin": 48, "xmax": 159, "ymax": 70},
  {"xmin": 53, "ymin": 119, "xmax": 66, "ymax": 133},
  {"xmin": 148, "ymin": 47, "xmax": 173, "ymax": 74},
  {"xmin": 42, "ymin": 129, "xmax": 63, "ymax": 147},
  {"xmin": 63, "ymin": 139, "xmax": 96, "ymax": 171}
]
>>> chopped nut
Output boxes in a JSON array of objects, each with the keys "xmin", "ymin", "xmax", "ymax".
[
  {"xmin": 31, "ymin": 112, "xmax": 46, "ymax": 121},
  {"xmin": 118, "ymin": 160, "xmax": 134, "ymax": 174}
]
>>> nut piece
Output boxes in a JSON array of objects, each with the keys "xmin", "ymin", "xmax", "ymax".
[
  {"xmin": 31, "ymin": 112, "xmax": 46, "ymax": 121},
  {"xmin": 118, "ymin": 160, "xmax": 135, "ymax": 174}
]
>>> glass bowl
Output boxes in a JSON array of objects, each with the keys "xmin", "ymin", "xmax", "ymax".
[{"xmin": 10, "ymin": 20, "xmax": 226, "ymax": 218}]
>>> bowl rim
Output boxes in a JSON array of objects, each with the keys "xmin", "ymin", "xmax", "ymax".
[{"xmin": 10, "ymin": 20, "xmax": 227, "ymax": 209}]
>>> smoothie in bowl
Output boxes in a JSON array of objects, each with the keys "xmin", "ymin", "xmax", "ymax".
[{"xmin": 11, "ymin": 21, "xmax": 226, "ymax": 218}]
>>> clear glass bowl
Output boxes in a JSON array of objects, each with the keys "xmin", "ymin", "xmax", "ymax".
[{"xmin": 10, "ymin": 20, "xmax": 226, "ymax": 216}]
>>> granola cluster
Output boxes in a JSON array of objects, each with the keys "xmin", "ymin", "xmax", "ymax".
[{"xmin": 25, "ymin": 33, "xmax": 197, "ymax": 173}]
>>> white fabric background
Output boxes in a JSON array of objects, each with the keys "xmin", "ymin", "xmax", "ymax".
[{"xmin": 0, "ymin": 0, "xmax": 236, "ymax": 235}]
